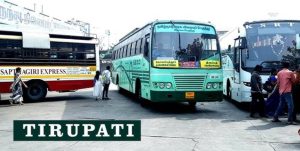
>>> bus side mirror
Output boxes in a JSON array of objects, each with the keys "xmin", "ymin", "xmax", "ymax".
[
  {"xmin": 239, "ymin": 38, "xmax": 247, "ymax": 49},
  {"xmin": 227, "ymin": 45, "xmax": 231, "ymax": 52}
]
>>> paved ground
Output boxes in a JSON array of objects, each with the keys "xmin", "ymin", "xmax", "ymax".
[{"xmin": 0, "ymin": 84, "xmax": 299, "ymax": 151}]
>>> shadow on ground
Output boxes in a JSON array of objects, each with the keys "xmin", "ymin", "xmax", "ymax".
[{"xmin": 223, "ymin": 96, "xmax": 251, "ymax": 112}]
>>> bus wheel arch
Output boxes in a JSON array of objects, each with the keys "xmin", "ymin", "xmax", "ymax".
[
  {"xmin": 188, "ymin": 101, "xmax": 197, "ymax": 107},
  {"xmin": 116, "ymin": 75, "xmax": 119, "ymax": 85},
  {"xmin": 135, "ymin": 78, "xmax": 141, "ymax": 100},
  {"xmin": 24, "ymin": 79, "xmax": 48, "ymax": 102},
  {"xmin": 135, "ymin": 78, "xmax": 150, "ymax": 107}
]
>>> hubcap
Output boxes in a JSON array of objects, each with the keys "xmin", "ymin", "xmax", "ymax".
[{"xmin": 30, "ymin": 86, "xmax": 41, "ymax": 96}]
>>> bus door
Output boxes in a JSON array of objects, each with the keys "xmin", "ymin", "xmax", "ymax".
[{"xmin": 233, "ymin": 38, "xmax": 241, "ymax": 84}]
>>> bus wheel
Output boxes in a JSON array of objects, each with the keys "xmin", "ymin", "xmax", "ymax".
[
  {"xmin": 24, "ymin": 81, "xmax": 47, "ymax": 102},
  {"xmin": 188, "ymin": 101, "xmax": 197, "ymax": 107},
  {"xmin": 116, "ymin": 76, "xmax": 122, "ymax": 93},
  {"xmin": 135, "ymin": 80, "xmax": 148, "ymax": 107},
  {"xmin": 135, "ymin": 80, "xmax": 141, "ymax": 100}
]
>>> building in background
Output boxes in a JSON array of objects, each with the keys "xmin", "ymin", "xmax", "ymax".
[
  {"xmin": 0, "ymin": 0, "xmax": 99, "ymax": 101},
  {"xmin": 99, "ymin": 50, "xmax": 112, "ymax": 72}
]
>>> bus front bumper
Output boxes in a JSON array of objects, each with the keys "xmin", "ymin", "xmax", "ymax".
[{"xmin": 150, "ymin": 91, "xmax": 223, "ymax": 102}]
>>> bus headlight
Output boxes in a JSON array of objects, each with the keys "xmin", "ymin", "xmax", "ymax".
[
  {"xmin": 159, "ymin": 83, "xmax": 165, "ymax": 89},
  {"xmin": 166, "ymin": 83, "xmax": 172, "ymax": 89},
  {"xmin": 153, "ymin": 82, "xmax": 158, "ymax": 88},
  {"xmin": 212, "ymin": 83, "xmax": 218, "ymax": 89},
  {"xmin": 206, "ymin": 82, "xmax": 221, "ymax": 89},
  {"xmin": 206, "ymin": 83, "xmax": 212, "ymax": 89}
]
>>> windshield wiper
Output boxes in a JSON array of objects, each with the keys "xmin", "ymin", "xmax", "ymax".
[{"xmin": 170, "ymin": 21, "xmax": 182, "ymax": 51}]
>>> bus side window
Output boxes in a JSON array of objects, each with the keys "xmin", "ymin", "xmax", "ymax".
[
  {"xmin": 112, "ymin": 51, "xmax": 115, "ymax": 60},
  {"xmin": 131, "ymin": 41, "xmax": 136, "ymax": 56},
  {"xmin": 136, "ymin": 39, "xmax": 141, "ymax": 54},
  {"xmin": 131, "ymin": 42, "xmax": 135, "ymax": 56},
  {"xmin": 123, "ymin": 47, "xmax": 126, "ymax": 58},
  {"xmin": 123, "ymin": 46, "xmax": 126, "ymax": 57},
  {"xmin": 127, "ymin": 44, "xmax": 131, "ymax": 57},
  {"xmin": 0, "ymin": 39, "xmax": 22, "ymax": 62},
  {"xmin": 121, "ymin": 47, "xmax": 124, "ymax": 58},
  {"xmin": 140, "ymin": 38, "xmax": 144, "ymax": 54}
]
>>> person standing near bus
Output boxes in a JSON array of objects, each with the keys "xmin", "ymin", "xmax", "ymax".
[
  {"xmin": 93, "ymin": 71, "xmax": 102, "ymax": 101},
  {"xmin": 250, "ymin": 65, "xmax": 267, "ymax": 118},
  {"xmin": 272, "ymin": 62, "xmax": 297, "ymax": 124},
  {"xmin": 10, "ymin": 67, "xmax": 28, "ymax": 105},
  {"xmin": 265, "ymin": 68, "xmax": 280, "ymax": 116},
  {"xmin": 102, "ymin": 66, "xmax": 111, "ymax": 100},
  {"xmin": 292, "ymin": 68, "xmax": 300, "ymax": 122}
]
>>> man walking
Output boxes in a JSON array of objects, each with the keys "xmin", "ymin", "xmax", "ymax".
[
  {"xmin": 272, "ymin": 62, "xmax": 296, "ymax": 124},
  {"xmin": 102, "ymin": 66, "xmax": 111, "ymax": 100}
]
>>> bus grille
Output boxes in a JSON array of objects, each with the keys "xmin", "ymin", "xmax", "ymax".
[{"xmin": 174, "ymin": 75, "xmax": 206, "ymax": 90}]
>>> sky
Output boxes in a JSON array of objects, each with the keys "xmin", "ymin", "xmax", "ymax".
[{"xmin": 9, "ymin": 0, "xmax": 300, "ymax": 48}]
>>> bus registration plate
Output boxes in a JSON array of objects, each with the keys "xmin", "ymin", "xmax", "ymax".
[{"xmin": 185, "ymin": 92, "xmax": 195, "ymax": 99}]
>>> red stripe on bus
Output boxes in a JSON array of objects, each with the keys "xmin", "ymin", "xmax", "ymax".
[
  {"xmin": 0, "ymin": 80, "xmax": 93, "ymax": 93},
  {"xmin": 47, "ymin": 80, "xmax": 93, "ymax": 91},
  {"xmin": 0, "ymin": 82, "xmax": 12, "ymax": 93}
]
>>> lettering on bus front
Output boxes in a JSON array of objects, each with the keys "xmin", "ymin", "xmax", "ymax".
[{"xmin": 152, "ymin": 60, "xmax": 220, "ymax": 68}]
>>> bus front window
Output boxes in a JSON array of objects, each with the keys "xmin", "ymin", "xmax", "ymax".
[
  {"xmin": 243, "ymin": 22, "xmax": 300, "ymax": 70},
  {"xmin": 152, "ymin": 23, "xmax": 221, "ymax": 68}
]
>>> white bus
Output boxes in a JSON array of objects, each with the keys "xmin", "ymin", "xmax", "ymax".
[{"xmin": 222, "ymin": 20, "xmax": 300, "ymax": 102}]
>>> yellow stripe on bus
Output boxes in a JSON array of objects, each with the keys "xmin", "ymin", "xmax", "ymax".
[{"xmin": 0, "ymin": 75, "xmax": 94, "ymax": 79}]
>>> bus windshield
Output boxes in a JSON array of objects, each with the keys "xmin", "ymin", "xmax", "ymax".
[
  {"xmin": 243, "ymin": 21, "xmax": 300, "ymax": 69},
  {"xmin": 152, "ymin": 23, "xmax": 221, "ymax": 68}
]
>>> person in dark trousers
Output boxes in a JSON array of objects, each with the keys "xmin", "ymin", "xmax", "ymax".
[
  {"xmin": 250, "ymin": 65, "xmax": 267, "ymax": 118},
  {"xmin": 265, "ymin": 68, "xmax": 280, "ymax": 116},
  {"xmin": 272, "ymin": 62, "xmax": 296, "ymax": 124},
  {"xmin": 102, "ymin": 66, "xmax": 111, "ymax": 100},
  {"xmin": 292, "ymin": 68, "xmax": 300, "ymax": 122}
]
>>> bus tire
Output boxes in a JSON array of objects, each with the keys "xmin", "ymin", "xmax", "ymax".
[
  {"xmin": 116, "ymin": 75, "xmax": 122, "ymax": 93},
  {"xmin": 188, "ymin": 101, "xmax": 197, "ymax": 107},
  {"xmin": 24, "ymin": 81, "xmax": 47, "ymax": 102},
  {"xmin": 135, "ymin": 79, "xmax": 141, "ymax": 100},
  {"xmin": 226, "ymin": 81, "xmax": 232, "ymax": 100},
  {"xmin": 135, "ymin": 80, "xmax": 149, "ymax": 107}
]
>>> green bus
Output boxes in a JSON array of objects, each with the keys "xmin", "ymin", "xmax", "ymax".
[{"xmin": 111, "ymin": 20, "xmax": 223, "ymax": 106}]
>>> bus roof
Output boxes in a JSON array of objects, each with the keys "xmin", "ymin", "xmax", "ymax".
[
  {"xmin": 244, "ymin": 20, "xmax": 300, "ymax": 26},
  {"xmin": 0, "ymin": 29, "xmax": 96, "ymax": 39},
  {"xmin": 152, "ymin": 20, "xmax": 214, "ymax": 26}
]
